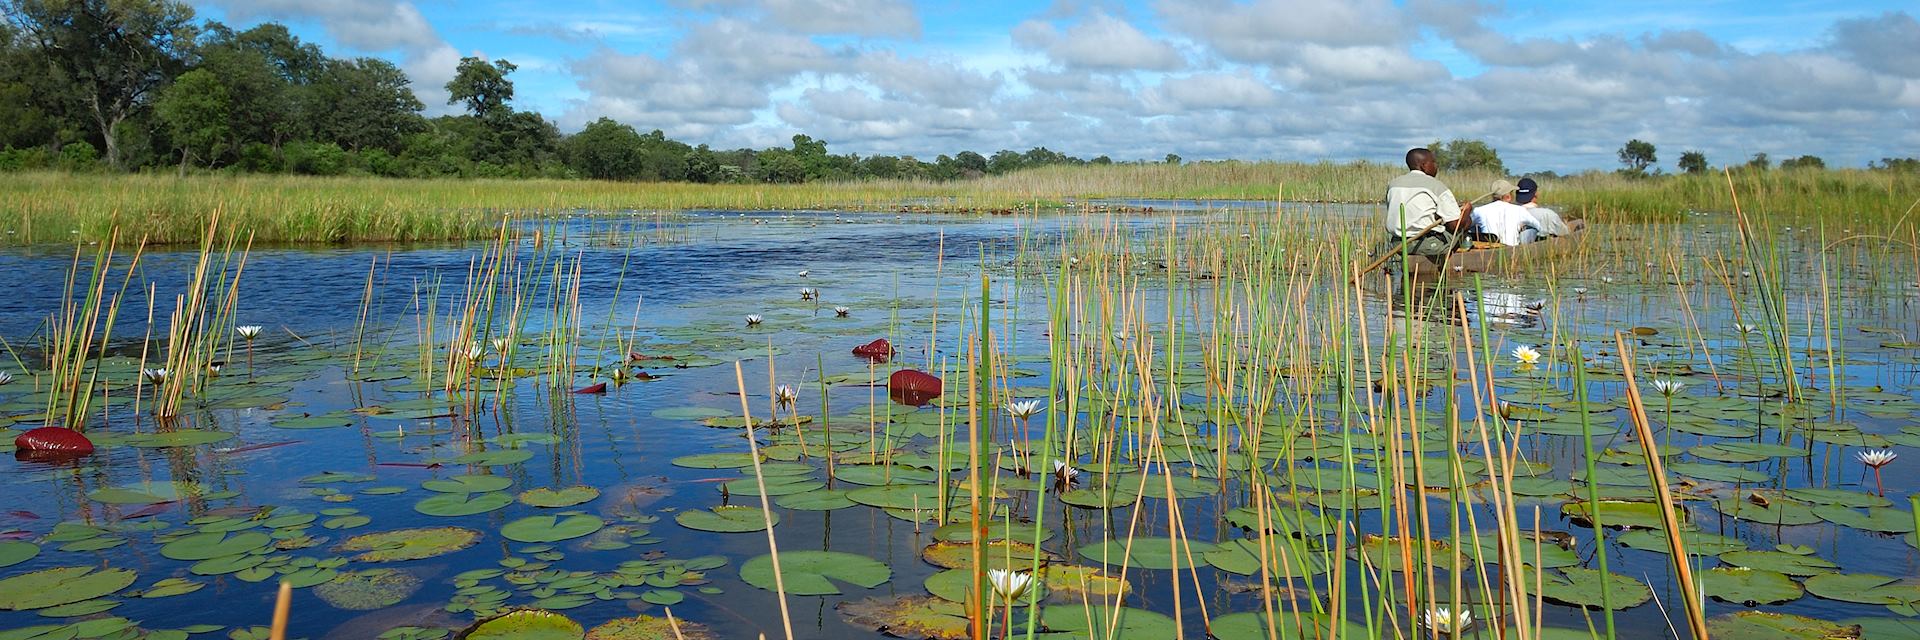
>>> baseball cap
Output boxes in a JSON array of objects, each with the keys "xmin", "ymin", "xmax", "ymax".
[{"xmin": 1516, "ymin": 178, "xmax": 1538, "ymax": 204}]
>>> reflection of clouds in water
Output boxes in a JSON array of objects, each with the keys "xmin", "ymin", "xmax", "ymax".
[{"xmin": 1475, "ymin": 291, "xmax": 1542, "ymax": 328}]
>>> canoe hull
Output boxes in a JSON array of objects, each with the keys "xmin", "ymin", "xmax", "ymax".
[{"xmin": 1406, "ymin": 219, "xmax": 1587, "ymax": 276}]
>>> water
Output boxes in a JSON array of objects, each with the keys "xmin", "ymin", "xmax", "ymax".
[{"xmin": 1, "ymin": 210, "xmax": 1918, "ymax": 639}]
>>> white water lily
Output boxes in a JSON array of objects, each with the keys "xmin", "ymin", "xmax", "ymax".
[
  {"xmin": 206, "ymin": 363, "xmax": 222, "ymax": 375},
  {"xmin": 490, "ymin": 338, "xmax": 510, "ymax": 354},
  {"xmin": 141, "ymin": 368, "xmax": 169, "ymax": 384},
  {"xmin": 1572, "ymin": 286, "xmax": 1588, "ymax": 295},
  {"xmin": 1422, "ymin": 607, "xmax": 1474, "ymax": 634},
  {"xmin": 1858, "ymin": 449, "xmax": 1898, "ymax": 468},
  {"xmin": 774, "ymin": 384, "xmax": 798, "ymax": 409},
  {"xmin": 461, "ymin": 342, "xmax": 485, "ymax": 362},
  {"xmin": 235, "ymin": 325, "xmax": 263, "ymax": 340},
  {"xmin": 0, "ymin": 371, "xmax": 13, "ymax": 385},
  {"xmin": 1652, "ymin": 379, "xmax": 1685, "ymax": 397},
  {"xmin": 1005, "ymin": 399, "xmax": 1044, "ymax": 420},
  {"xmin": 797, "ymin": 269, "xmax": 809, "ymax": 277},
  {"xmin": 986, "ymin": 569, "xmax": 1034, "ymax": 603},
  {"xmin": 1511, "ymin": 345, "xmax": 1541, "ymax": 365},
  {"xmin": 745, "ymin": 314, "xmax": 763, "ymax": 327},
  {"xmin": 1734, "ymin": 323, "xmax": 1758, "ymax": 335},
  {"xmin": 1052, "ymin": 460, "xmax": 1080, "ymax": 485},
  {"xmin": 798, "ymin": 287, "xmax": 817, "ymax": 301},
  {"xmin": 610, "ymin": 368, "xmax": 628, "ymax": 383},
  {"xmin": 834, "ymin": 306, "xmax": 850, "ymax": 317}
]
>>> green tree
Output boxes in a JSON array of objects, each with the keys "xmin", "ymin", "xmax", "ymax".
[
  {"xmin": 1744, "ymin": 153, "xmax": 1771, "ymax": 170},
  {"xmin": 311, "ymin": 57, "xmax": 423, "ymax": 153},
  {"xmin": 1616, "ymin": 139, "xmax": 1656, "ymax": 174},
  {"xmin": 446, "ymin": 56, "xmax": 516, "ymax": 118},
  {"xmin": 1164, "ymin": 152, "xmax": 1181, "ymax": 165},
  {"xmin": 1428, "ymin": 139, "xmax": 1505, "ymax": 174},
  {"xmin": 1871, "ymin": 157, "xmax": 1919, "ymax": 172},
  {"xmin": 1779, "ymin": 154, "xmax": 1825, "ymax": 170},
  {"xmin": 953, "ymin": 150, "xmax": 987, "ymax": 176},
  {"xmin": 0, "ymin": 21, "xmax": 58, "ymax": 149},
  {"xmin": 1677, "ymin": 150, "xmax": 1708, "ymax": 174},
  {"xmin": 563, "ymin": 117, "xmax": 642, "ymax": 180},
  {"xmin": 153, "ymin": 68, "xmax": 228, "ymax": 170},
  {"xmin": 5, "ymin": 0, "xmax": 197, "ymax": 168}
]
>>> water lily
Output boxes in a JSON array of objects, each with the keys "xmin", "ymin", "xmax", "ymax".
[
  {"xmin": 490, "ymin": 338, "xmax": 510, "ymax": 354},
  {"xmin": 461, "ymin": 342, "xmax": 485, "ymax": 363},
  {"xmin": 1858, "ymin": 449, "xmax": 1898, "ymax": 468},
  {"xmin": 1860, "ymin": 449, "xmax": 1897, "ymax": 496},
  {"xmin": 142, "ymin": 368, "xmax": 169, "ymax": 385},
  {"xmin": 1005, "ymin": 399, "xmax": 1044, "ymax": 421},
  {"xmin": 206, "ymin": 363, "xmax": 222, "ymax": 375},
  {"xmin": 0, "ymin": 371, "xmax": 13, "ymax": 386},
  {"xmin": 1734, "ymin": 323, "xmax": 1758, "ymax": 335},
  {"xmin": 745, "ymin": 314, "xmax": 763, "ymax": 327},
  {"xmin": 797, "ymin": 269, "xmax": 809, "ymax": 277},
  {"xmin": 235, "ymin": 325, "xmax": 263, "ymax": 340},
  {"xmin": 834, "ymin": 306, "xmax": 850, "ymax": 317},
  {"xmin": 1052, "ymin": 460, "xmax": 1080, "ymax": 485},
  {"xmin": 1422, "ymin": 607, "xmax": 1473, "ymax": 634},
  {"xmin": 1572, "ymin": 286, "xmax": 1588, "ymax": 295},
  {"xmin": 774, "ymin": 384, "xmax": 798, "ymax": 410},
  {"xmin": 1511, "ymin": 345, "xmax": 1541, "ymax": 365},
  {"xmin": 1652, "ymin": 379, "xmax": 1685, "ymax": 397},
  {"xmin": 799, "ymin": 287, "xmax": 817, "ymax": 301},
  {"xmin": 986, "ymin": 569, "xmax": 1034, "ymax": 603},
  {"xmin": 610, "ymin": 368, "xmax": 628, "ymax": 383}
]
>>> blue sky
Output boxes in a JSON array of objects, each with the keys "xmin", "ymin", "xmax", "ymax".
[{"xmin": 189, "ymin": 0, "xmax": 1920, "ymax": 173}]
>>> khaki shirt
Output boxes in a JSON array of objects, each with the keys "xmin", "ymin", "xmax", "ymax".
[{"xmin": 1384, "ymin": 170, "xmax": 1460, "ymax": 238}]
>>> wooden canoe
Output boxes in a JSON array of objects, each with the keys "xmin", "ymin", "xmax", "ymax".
[{"xmin": 1405, "ymin": 219, "xmax": 1587, "ymax": 276}]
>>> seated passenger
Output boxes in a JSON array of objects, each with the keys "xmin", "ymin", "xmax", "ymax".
[
  {"xmin": 1471, "ymin": 180, "xmax": 1543, "ymax": 246},
  {"xmin": 1515, "ymin": 178, "xmax": 1572, "ymax": 237}
]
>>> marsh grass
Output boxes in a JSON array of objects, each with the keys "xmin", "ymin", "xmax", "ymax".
[{"xmin": 4, "ymin": 163, "xmax": 1913, "ymax": 244}]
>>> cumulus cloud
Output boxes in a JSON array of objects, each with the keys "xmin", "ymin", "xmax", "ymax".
[
  {"xmin": 1012, "ymin": 11, "xmax": 1184, "ymax": 71},
  {"xmin": 201, "ymin": 0, "xmax": 461, "ymax": 110},
  {"xmin": 676, "ymin": 0, "xmax": 919, "ymax": 36}
]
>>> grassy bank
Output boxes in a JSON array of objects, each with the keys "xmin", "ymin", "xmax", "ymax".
[{"xmin": 1, "ymin": 163, "xmax": 1914, "ymax": 244}]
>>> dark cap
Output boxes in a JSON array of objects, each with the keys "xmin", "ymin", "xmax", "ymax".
[{"xmin": 1515, "ymin": 178, "xmax": 1538, "ymax": 204}]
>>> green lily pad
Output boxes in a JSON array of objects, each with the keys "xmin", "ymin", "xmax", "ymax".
[
  {"xmin": 314, "ymin": 569, "xmax": 421, "ymax": 610},
  {"xmin": 519, "ymin": 487, "xmax": 600, "ymax": 508},
  {"xmin": 139, "ymin": 577, "xmax": 205, "ymax": 598},
  {"xmin": 1203, "ymin": 537, "xmax": 1329, "ymax": 577},
  {"xmin": 501, "ymin": 514, "xmax": 605, "ymax": 543},
  {"xmin": 414, "ymin": 491, "xmax": 513, "ymax": 517},
  {"xmin": 1041, "ymin": 605, "xmax": 1177, "ymax": 639},
  {"xmin": 337, "ymin": 527, "xmax": 481, "ymax": 562},
  {"xmin": 586, "ymin": 615, "xmax": 717, "ymax": 640},
  {"xmin": 923, "ymin": 568, "xmax": 1045, "ymax": 605},
  {"xmin": 1209, "ymin": 611, "xmax": 1370, "ymax": 639},
  {"xmin": 0, "ymin": 542, "xmax": 40, "ymax": 569},
  {"xmin": 675, "ymin": 506, "xmax": 778, "ymax": 533},
  {"xmin": 0, "ymin": 566, "xmax": 139, "ymax": 610},
  {"xmin": 1536, "ymin": 567, "xmax": 1653, "ymax": 610},
  {"xmin": 460, "ymin": 609, "xmax": 584, "ymax": 640},
  {"xmin": 1706, "ymin": 611, "xmax": 1862, "ymax": 639},
  {"xmin": 1804, "ymin": 573, "xmax": 1920, "ymax": 605},
  {"xmin": 1813, "ymin": 505, "xmax": 1916, "ymax": 533},
  {"xmin": 1717, "ymin": 496, "xmax": 1822, "ymax": 525},
  {"xmin": 837, "ymin": 595, "xmax": 971, "ymax": 640},
  {"xmin": 740, "ymin": 550, "xmax": 890, "ymax": 596},
  {"xmin": 88, "ymin": 481, "xmax": 202, "ymax": 504},
  {"xmin": 159, "ymin": 531, "xmax": 271, "ymax": 561},
  {"xmin": 774, "ymin": 489, "xmax": 857, "ymax": 511},
  {"xmin": 1562, "ymin": 500, "xmax": 1686, "ymax": 529},
  {"xmin": 1702, "ymin": 567, "xmax": 1804, "ymax": 605},
  {"xmin": 669, "ymin": 453, "xmax": 757, "ymax": 469},
  {"xmin": 1719, "ymin": 550, "xmax": 1840, "ymax": 576},
  {"xmin": 1077, "ymin": 538, "xmax": 1217, "ymax": 570}
]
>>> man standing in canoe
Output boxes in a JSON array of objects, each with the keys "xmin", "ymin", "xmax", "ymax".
[{"xmin": 1383, "ymin": 147, "xmax": 1473, "ymax": 269}]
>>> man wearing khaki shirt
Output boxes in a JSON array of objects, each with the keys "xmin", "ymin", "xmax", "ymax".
[{"xmin": 1384, "ymin": 147, "xmax": 1473, "ymax": 268}]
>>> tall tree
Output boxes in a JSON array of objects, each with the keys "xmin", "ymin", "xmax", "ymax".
[
  {"xmin": 563, "ymin": 117, "xmax": 642, "ymax": 180},
  {"xmin": 1618, "ymin": 139, "xmax": 1657, "ymax": 174},
  {"xmin": 1779, "ymin": 154, "xmax": 1825, "ymax": 170},
  {"xmin": 153, "ymin": 67, "xmax": 226, "ymax": 170},
  {"xmin": 1429, "ymin": 138, "xmax": 1505, "ymax": 174},
  {"xmin": 446, "ymin": 56, "xmax": 515, "ymax": 119},
  {"xmin": 311, "ymin": 57, "xmax": 422, "ymax": 152},
  {"xmin": 1677, "ymin": 150, "xmax": 1708, "ymax": 174},
  {"xmin": 5, "ymin": 0, "xmax": 197, "ymax": 168}
]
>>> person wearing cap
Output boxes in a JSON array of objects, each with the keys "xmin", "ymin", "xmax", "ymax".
[
  {"xmin": 1471, "ymin": 179, "xmax": 1543, "ymax": 246},
  {"xmin": 1514, "ymin": 177, "xmax": 1572, "ymax": 237},
  {"xmin": 1384, "ymin": 147, "xmax": 1473, "ymax": 266}
]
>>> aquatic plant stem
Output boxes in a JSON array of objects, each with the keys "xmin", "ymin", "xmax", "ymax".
[
  {"xmin": 1614, "ymin": 333, "xmax": 1708, "ymax": 640},
  {"xmin": 269, "ymin": 581, "xmax": 291, "ymax": 640},
  {"xmin": 733, "ymin": 361, "xmax": 795, "ymax": 640}
]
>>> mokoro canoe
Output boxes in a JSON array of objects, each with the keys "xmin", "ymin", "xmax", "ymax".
[{"xmin": 1405, "ymin": 219, "xmax": 1587, "ymax": 276}]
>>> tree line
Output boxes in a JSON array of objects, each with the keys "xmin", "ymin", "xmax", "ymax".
[
  {"xmin": 1, "ymin": 1, "xmax": 1913, "ymax": 183},
  {"xmin": 0, "ymin": 0, "xmax": 1162, "ymax": 181}
]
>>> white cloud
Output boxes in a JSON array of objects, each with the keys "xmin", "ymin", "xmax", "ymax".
[
  {"xmin": 1012, "ymin": 11, "xmax": 1184, "ymax": 71},
  {"xmin": 674, "ymin": 0, "xmax": 919, "ymax": 36},
  {"xmin": 200, "ymin": 0, "xmax": 462, "ymax": 111}
]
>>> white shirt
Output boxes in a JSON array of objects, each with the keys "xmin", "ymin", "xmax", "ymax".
[
  {"xmin": 1472, "ymin": 200, "xmax": 1543, "ymax": 246},
  {"xmin": 1384, "ymin": 170, "xmax": 1460, "ymax": 238}
]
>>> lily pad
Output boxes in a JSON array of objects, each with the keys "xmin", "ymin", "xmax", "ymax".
[
  {"xmin": 838, "ymin": 595, "xmax": 971, "ymax": 640},
  {"xmin": 422, "ymin": 475, "xmax": 513, "ymax": 494},
  {"xmin": 337, "ymin": 527, "xmax": 481, "ymax": 562},
  {"xmin": 519, "ymin": 487, "xmax": 600, "ymax": 508},
  {"xmin": 1209, "ymin": 611, "xmax": 1370, "ymax": 639},
  {"xmin": 1536, "ymin": 567, "xmax": 1653, "ymax": 609},
  {"xmin": 1804, "ymin": 573, "xmax": 1920, "ymax": 605},
  {"xmin": 740, "ymin": 550, "xmax": 890, "ymax": 596},
  {"xmin": 415, "ymin": 491, "xmax": 513, "ymax": 517},
  {"xmin": 500, "ymin": 514, "xmax": 605, "ymax": 543},
  {"xmin": 0, "ymin": 566, "xmax": 139, "ymax": 610},
  {"xmin": 1706, "ymin": 611, "xmax": 1861, "ymax": 639},
  {"xmin": 1077, "ymin": 538, "xmax": 1216, "ymax": 570},
  {"xmin": 0, "ymin": 542, "xmax": 40, "ymax": 569},
  {"xmin": 675, "ymin": 506, "xmax": 778, "ymax": 533},
  {"xmin": 160, "ymin": 531, "xmax": 271, "ymax": 561},
  {"xmin": 586, "ymin": 615, "xmax": 717, "ymax": 640},
  {"xmin": 315, "ymin": 569, "xmax": 422, "ymax": 610},
  {"xmin": 1702, "ymin": 567, "xmax": 1803, "ymax": 605},
  {"xmin": 459, "ymin": 609, "xmax": 584, "ymax": 640},
  {"xmin": 1719, "ymin": 549, "xmax": 1840, "ymax": 576},
  {"xmin": 1040, "ymin": 605, "xmax": 1177, "ymax": 639}
]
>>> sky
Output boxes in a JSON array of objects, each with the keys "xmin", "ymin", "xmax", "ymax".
[{"xmin": 186, "ymin": 0, "xmax": 1920, "ymax": 173}]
